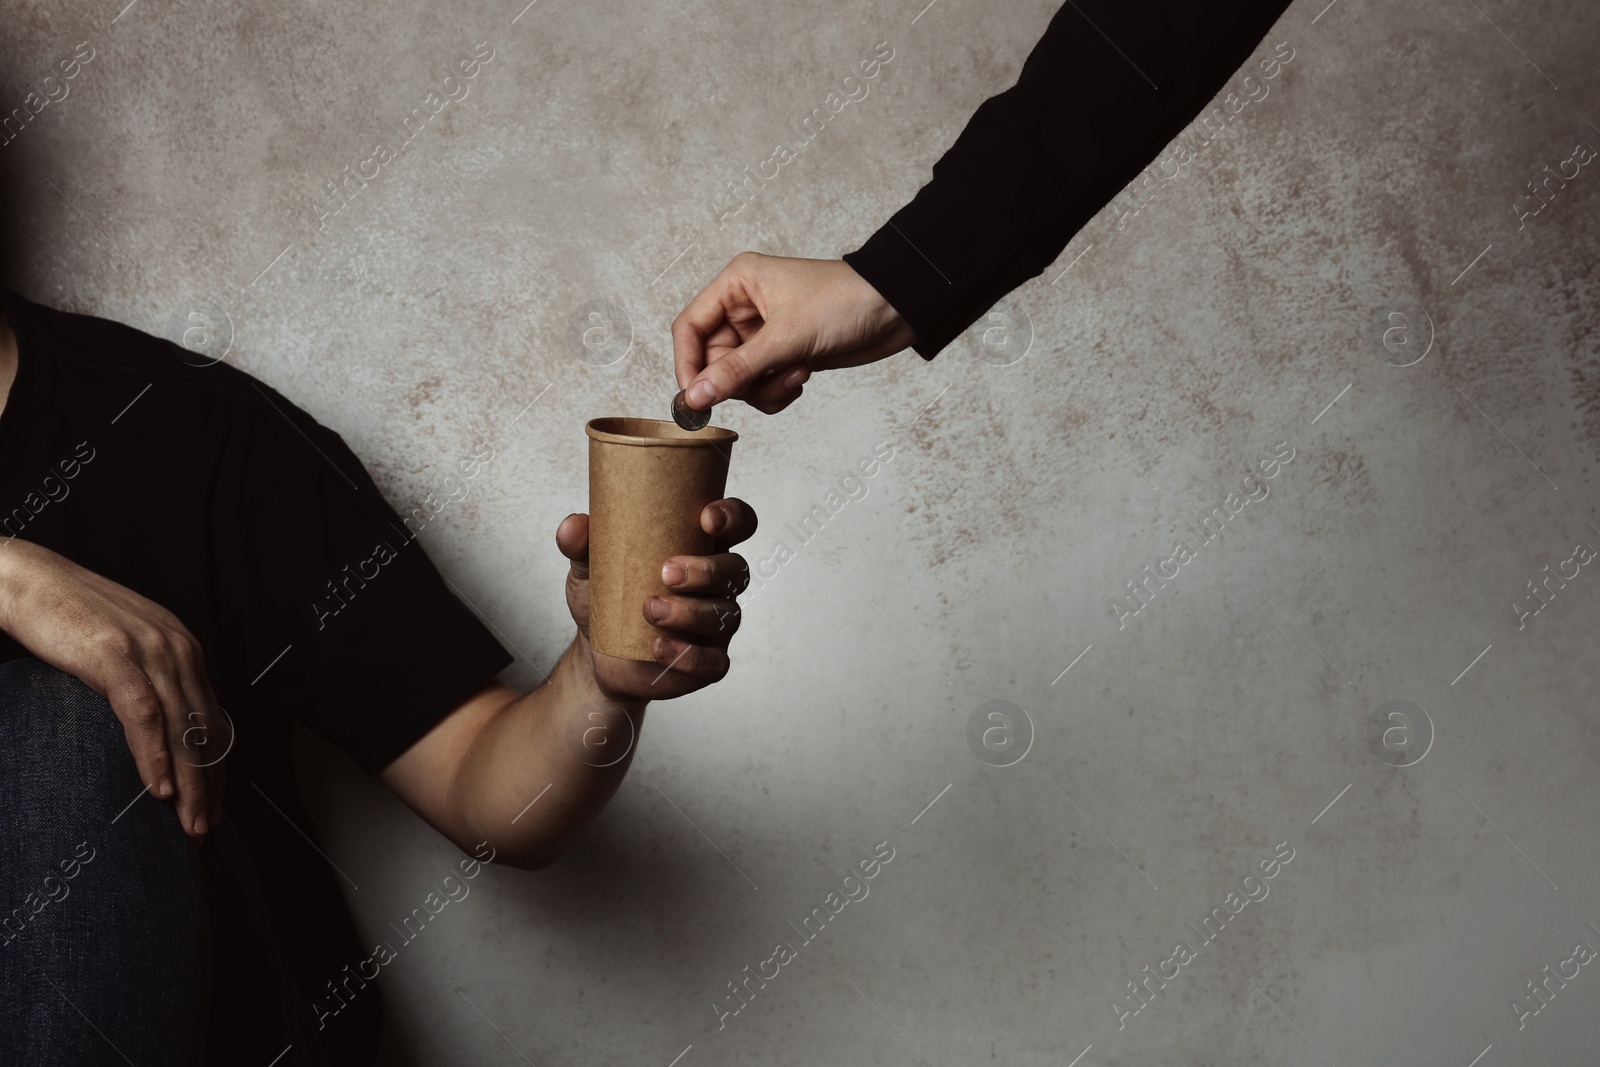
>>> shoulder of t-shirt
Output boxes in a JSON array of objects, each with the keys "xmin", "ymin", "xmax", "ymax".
[{"xmin": 6, "ymin": 288, "xmax": 334, "ymax": 442}]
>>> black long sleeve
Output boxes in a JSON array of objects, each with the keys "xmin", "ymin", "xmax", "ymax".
[{"xmin": 843, "ymin": 0, "xmax": 1295, "ymax": 359}]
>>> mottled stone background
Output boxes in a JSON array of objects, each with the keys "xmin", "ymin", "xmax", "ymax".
[{"xmin": 3, "ymin": 0, "xmax": 1599, "ymax": 1063}]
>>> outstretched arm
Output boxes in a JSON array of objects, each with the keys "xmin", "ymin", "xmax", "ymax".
[
  {"xmin": 841, "ymin": 0, "xmax": 1296, "ymax": 359},
  {"xmin": 379, "ymin": 499, "xmax": 754, "ymax": 869},
  {"xmin": 674, "ymin": 0, "xmax": 1296, "ymax": 412}
]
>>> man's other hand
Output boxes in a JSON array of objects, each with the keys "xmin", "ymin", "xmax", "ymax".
[
  {"xmin": 0, "ymin": 540, "xmax": 225, "ymax": 838},
  {"xmin": 557, "ymin": 498, "xmax": 755, "ymax": 701},
  {"xmin": 672, "ymin": 254, "xmax": 915, "ymax": 415}
]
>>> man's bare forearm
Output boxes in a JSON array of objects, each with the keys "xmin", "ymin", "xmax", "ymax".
[
  {"xmin": 386, "ymin": 634, "xmax": 647, "ymax": 869},
  {"xmin": 382, "ymin": 501, "xmax": 755, "ymax": 868}
]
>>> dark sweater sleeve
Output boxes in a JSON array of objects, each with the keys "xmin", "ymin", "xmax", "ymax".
[{"xmin": 843, "ymin": 0, "xmax": 1295, "ymax": 359}]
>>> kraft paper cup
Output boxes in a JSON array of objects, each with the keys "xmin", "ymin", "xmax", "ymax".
[{"xmin": 585, "ymin": 417, "xmax": 738, "ymax": 661}]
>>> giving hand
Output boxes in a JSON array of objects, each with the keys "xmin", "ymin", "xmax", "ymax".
[{"xmin": 672, "ymin": 254, "xmax": 915, "ymax": 415}]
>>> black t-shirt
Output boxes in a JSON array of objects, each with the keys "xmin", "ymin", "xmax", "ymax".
[{"xmin": 0, "ymin": 289, "xmax": 513, "ymax": 1063}]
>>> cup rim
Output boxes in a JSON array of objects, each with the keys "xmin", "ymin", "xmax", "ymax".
[{"xmin": 585, "ymin": 417, "xmax": 738, "ymax": 447}]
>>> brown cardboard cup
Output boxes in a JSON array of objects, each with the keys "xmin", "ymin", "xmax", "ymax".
[{"xmin": 585, "ymin": 417, "xmax": 738, "ymax": 661}]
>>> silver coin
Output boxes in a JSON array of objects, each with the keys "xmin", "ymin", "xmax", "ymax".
[{"xmin": 672, "ymin": 389, "xmax": 711, "ymax": 431}]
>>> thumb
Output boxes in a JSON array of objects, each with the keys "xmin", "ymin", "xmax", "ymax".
[
  {"xmin": 687, "ymin": 332, "xmax": 796, "ymax": 408},
  {"xmin": 556, "ymin": 513, "xmax": 590, "ymax": 574}
]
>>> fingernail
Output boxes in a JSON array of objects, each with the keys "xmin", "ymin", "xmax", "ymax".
[
  {"xmin": 707, "ymin": 505, "xmax": 729, "ymax": 534},
  {"xmin": 158, "ymin": 776, "xmax": 174, "ymax": 798},
  {"xmin": 646, "ymin": 597, "xmax": 670, "ymax": 622},
  {"xmin": 687, "ymin": 380, "xmax": 717, "ymax": 408},
  {"xmin": 653, "ymin": 637, "xmax": 672, "ymax": 660},
  {"xmin": 193, "ymin": 814, "xmax": 207, "ymax": 836},
  {"xmin": 782, "ymin": 366, "xmax": 811, "ymax": 389},
  {"xmin": 662, "ymin": 562, "xmax": 686, "ymax": 588}
]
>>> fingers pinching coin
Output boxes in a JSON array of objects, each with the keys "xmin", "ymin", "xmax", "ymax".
[{"xmin": 671, "ymin": 389, "xmax": 711, "ymax": 431}]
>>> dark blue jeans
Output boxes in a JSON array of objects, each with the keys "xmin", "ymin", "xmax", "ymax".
[{"xmin": 0, "ymin": 658, "xmax": 208, "ymax": 1065}]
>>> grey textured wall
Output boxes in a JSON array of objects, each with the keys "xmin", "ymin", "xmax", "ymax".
[{"xmin": 4, "ymin": 0, "xmax": 1600, "ymax": 1063}]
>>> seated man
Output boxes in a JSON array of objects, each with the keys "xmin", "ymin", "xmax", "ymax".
[{"xmin": 0, "ymin": 288, "xmax": 753, "ymax": 1065}]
